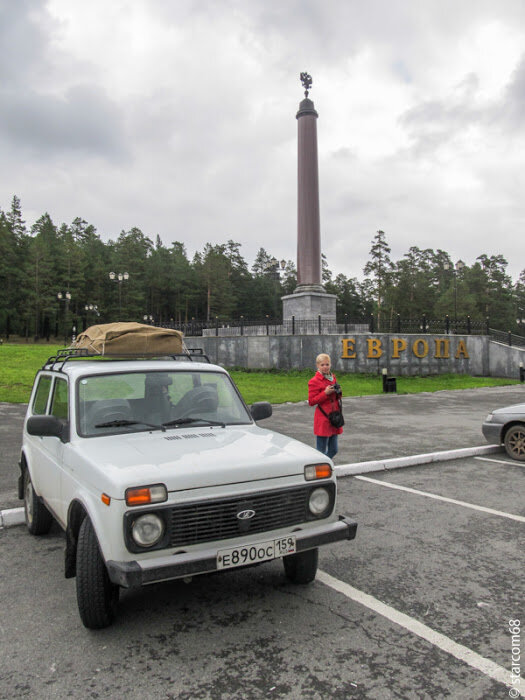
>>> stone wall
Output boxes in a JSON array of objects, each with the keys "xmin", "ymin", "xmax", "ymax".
[{"xmin": 185, "ymin": 332, "xmax": 525, "ymax": 378}]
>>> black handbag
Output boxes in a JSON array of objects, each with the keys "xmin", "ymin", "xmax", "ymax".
[{"xmin": 318, "ymin": 400, "xmax": 345, "ymax": 428}]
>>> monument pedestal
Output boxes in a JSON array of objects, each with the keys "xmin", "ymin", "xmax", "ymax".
[{"xmin": 282, "ymin": 289, "xmax": 337, "ymax": 320}]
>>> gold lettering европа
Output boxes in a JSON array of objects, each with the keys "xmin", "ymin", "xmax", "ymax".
[
  {"xmin": 367, "ymin": 338, "xmax": 383, "ymax": 359},
  {"xmin": 435, "ymin": 338, "xmax": 450, "ymax": 358},
  {"xmin": 412, "ymin": 338, "xmax": 429, "ymax": 358},
  {"xmin": 339, "ymin": 337, "xmax": 468, "ymax": 360},
  {"xmin": 455, "ymin": 340, "xmax": 469, "ymax": 359},
  {"xmin": 341, "ymin": 338, "xmax": 356, "ymax": 359},
  {"xmin": 392, "ymin": 338, "xmax": 407, "ymax": 358}
]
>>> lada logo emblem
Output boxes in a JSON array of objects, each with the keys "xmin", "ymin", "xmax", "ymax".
[{"xmin": 236, "ymin": 509, "xmax": 256, "ymax": 520}]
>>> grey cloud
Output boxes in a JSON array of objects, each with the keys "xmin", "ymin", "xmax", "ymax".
[
  {"xmin": 0, "ymin": 84, "xmax": 128, "ymax": 159},
  {"xmin": 500, "ymin": 54, "xmax": 525, "ymax": 128},
  {"xmin": 0, "ymin": 0, "xmax": 54, "ymax": 86},
  {"xmin": 398, "ymin": 77, "xmax": 486, "ymax": 155}
]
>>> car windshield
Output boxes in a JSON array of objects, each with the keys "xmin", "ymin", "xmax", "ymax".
[{"xmin": 77, "ymin": 369, "xmax": 251, "ymax": 437}]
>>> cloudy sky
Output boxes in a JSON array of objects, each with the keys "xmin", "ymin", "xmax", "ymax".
[{"xmin": 1, "ymin": 0, "xmax": 525, "ymax": 283}]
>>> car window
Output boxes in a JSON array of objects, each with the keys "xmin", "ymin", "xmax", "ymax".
[
  {"xmin": 50, "ymin": 378, "xmax": 68, "ymax": 420},
  {"xmin": 32, "ymin": 375, "xmax": 52, "ymax": 415},
  {"xmin": 77, "ymin": 370, "xmax": 251, "ymax": 436}
]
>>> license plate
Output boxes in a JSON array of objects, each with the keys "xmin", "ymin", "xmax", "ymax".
[{"xmin": 217, "ymin": 536, "xmax": 296, "ymax": 570}]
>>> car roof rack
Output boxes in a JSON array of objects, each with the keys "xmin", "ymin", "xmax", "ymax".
[{"xmin": 42, "ymin": 347, "xmax": 211, "ymax": 372}]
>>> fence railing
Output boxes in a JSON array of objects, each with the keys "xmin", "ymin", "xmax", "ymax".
[
  {"xmin": 488, "ymin": 328, "xmax": 525, "ymax": 349},
  {"xmin": 157, "ymin": 314, "xmax": 499, "ymax": 338},
  {"xmin": 372, "ymin": 314, "xmax": 489, "ymax": 335}
]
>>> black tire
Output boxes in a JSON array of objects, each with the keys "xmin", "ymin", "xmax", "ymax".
[
  {"xmin": 24, "ymin": 469, "xmax": 53, "ymax": 535},
  {"xmin": 283, "ymin": 548, "xmax": 319, "ymax": 584},
  {"xmin": 76, "ymin": 517, "xmax": 119, "ymax": 629},
  {"xmin": 504, "ymin": 424, "xmax": 525, "ymax": 461}
]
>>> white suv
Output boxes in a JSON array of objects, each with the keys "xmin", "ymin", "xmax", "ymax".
[{"xmin": 19, "ymin": 350, "xmax": 357, "ymax": 628}]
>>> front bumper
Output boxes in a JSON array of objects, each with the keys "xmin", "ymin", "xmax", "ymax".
[
  {"xmin": 107, "ymin": 514, "xmax": 357, "ymax": 588},
  {"xmin": 481, "ymin": 421, "xmax": 503, "ymax": 444}
]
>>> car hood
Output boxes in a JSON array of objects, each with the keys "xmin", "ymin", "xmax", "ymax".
[
  {"xmin": 491, "ymin": 403, "xmax": 525, "ymax": 417},
  {"xmin": 72, "ymin": 425, "xmax": 324, "ymax": 495}
]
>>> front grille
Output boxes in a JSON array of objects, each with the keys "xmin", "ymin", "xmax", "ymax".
[{"xmin": 166, "ymin": 485, "xmax": 328, "ymax": 548}]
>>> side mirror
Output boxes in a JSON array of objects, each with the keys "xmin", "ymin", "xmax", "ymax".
[
  {"xmin": 250, "ymin": 401, "xmax": 272, "ymax": 421},
  {"xmin": 26, "ymin": 415, "xmax": 69, "ymax": 442}
]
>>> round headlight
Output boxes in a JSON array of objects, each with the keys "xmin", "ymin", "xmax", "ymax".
[
  {"xmin": 132, "ymin": 513, "xmax": 164, "ymax": 548},
  {"xmin": 309, "ymin": 487, "xmax": 330, "ymax": 516}
]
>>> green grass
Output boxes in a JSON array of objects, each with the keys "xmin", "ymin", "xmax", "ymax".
[
  {"xmin": 228, "ymin": 368, "xmax": 519, "ymax": 405},
  {"xmin": 0, "ymin": 344, "xmax": 62, "ymax": 403},
  {"xmin": 0, "ymin": 343, "xmax": 519, "ymax": 404}
]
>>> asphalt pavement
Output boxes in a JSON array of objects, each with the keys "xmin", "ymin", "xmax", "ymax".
[
  {"xmin": 1, "ymin": 386, "xmax": 524, "ymax": 698},
  {"xmin": 1, "ymin": 383, "xmax": 524, "ymax": 516},
  {"xmin": 263, "ymin": 383, "xmax": 525, "ymax": 464}
]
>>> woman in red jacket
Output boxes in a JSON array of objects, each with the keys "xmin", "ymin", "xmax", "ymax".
[{"xmin": 308, "ymin": 353, "xmax": 343, "ymax": 459}]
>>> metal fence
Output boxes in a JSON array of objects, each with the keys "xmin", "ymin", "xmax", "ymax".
[
  {"xmin": 157, "ymin": 314, "xmax": 496, "ymax": 338},
  {"xmin": 488, "ymin": 328, "xmax": 525, "ymax": 349}
]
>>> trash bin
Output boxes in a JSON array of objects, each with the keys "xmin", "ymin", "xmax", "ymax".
[{"xmin": 382, "ymin": 374, "xmax": 397, "ymax": 393}]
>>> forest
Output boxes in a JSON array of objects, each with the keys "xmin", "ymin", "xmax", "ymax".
[{"xmin": 1, "ymin": 195, "xmax": 524, "ymax": 339}]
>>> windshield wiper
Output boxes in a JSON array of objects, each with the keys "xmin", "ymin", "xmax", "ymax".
[
  {"xmin": 94, "ymin": 419, "xmax": 166, "ymax": 432},
  {"xmin": 162, "ymin": 417, "xmax": 226, "ymax": 428}
]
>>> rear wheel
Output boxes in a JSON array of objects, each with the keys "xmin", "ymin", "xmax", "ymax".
[
  {"xmin": 24, "ymin": 469, "xmax": 53, "ymax": 535},
  {"xmin": 504, "ymin": 424, "xmax": 525, "ymax": 461},
  {"xmin": 76, "ymin": 517, "xmax": 119, "ymax": 629},
  {"xmin": 283, "ymin": 548, "xmax": 318, "ymax": 584}
]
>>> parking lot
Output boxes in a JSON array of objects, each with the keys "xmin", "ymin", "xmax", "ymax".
[{"xmin": 1, "ymin": 387, "xmax": 524, "ymax": 699}]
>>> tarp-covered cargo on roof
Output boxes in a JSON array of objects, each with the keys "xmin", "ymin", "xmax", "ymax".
[{"xmin": 72, "ymin": 322, "xmax": 185, "ymax": 355}]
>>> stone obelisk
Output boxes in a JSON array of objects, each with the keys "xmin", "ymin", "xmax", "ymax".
[{"xmin": 282, "ymin": 72, "xmax": 336, "ymax": 321}]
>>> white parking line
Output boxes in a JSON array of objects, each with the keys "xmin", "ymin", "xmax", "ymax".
[
  {"xmin": 355, "ymin": 475, "xmax": 525, "ymax": 523},
  {"xmin": 318, "ymin": 570, "xmax": 525, "ymax": 696},
  {"xmin": 475, "ymin": 456, "xmax": 525, "ymax": 468}
]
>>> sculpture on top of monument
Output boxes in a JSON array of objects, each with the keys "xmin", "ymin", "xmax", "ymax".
[{"xmin": 300, "ymin": 72, "xmax": 312, "ymax": 97}]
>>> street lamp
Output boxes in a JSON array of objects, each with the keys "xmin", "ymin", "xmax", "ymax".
[
  {"xmin": 57, "ymin": 291, "xmax": 72, "ymax": 341},
  {"xmin": 109, "ymin": 271, "xmax": 129, "ymax": 318},
  {"xmin": 443, "ymin": 260, "xmax": 465, "ymax": 322},
  {"xmin": 265, "ymin": 258, "xmax": 287, "ymax": 280},
  {"xmin": 84, "ymin": 304, "xmax": 100, "ymax": 325}
]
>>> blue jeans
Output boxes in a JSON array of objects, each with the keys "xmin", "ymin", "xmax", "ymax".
[{"xmin": 316, "ymin": 434, "xmax": 338, "ymax": 459}]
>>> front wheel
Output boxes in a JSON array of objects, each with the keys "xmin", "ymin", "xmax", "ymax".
[
  {"xmin": 504, "ymin": 424, "xmax": 525, "ymax": 461},
  {"xmin": 283, "ymin": 548, "xmax": 318, "ymax": 584},
  {"xmin": 76, "ymin": 517, "xmax": 119, "ymax": 629},
  {"xmin": 24, "ymin": 469, "xmax": 53, "ymax": 535}
]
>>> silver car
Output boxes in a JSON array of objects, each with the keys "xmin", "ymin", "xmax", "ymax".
[{"xmin": 482, "ymin": 403, "xmax": 525, "ymax": 461}]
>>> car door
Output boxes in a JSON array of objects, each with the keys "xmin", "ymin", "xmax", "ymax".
[{"xmin": 28, "ymin": 375, "xmax": 68, "ymax": 522}]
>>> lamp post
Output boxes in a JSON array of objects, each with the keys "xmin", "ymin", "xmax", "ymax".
[
  {"xmin": 265, "ymin": 258, "xmax": 287, "ymax": 280},
  {"xmin": 57, "ymin": 291, "xmax": 72, "ymax": 342},
  {"xmin": 109, "ymin": 271, "xmax": 129, "ymax": 318},
  {"xmin": 84, "ymin": 304, "xmax": 100, "ymax": 316},
  {"xmin": 443, "ymin": 260, "xmax": 465, "ymax": 322},
  {"xmin": 84, "ymin": 304, "xmax": 100, "ymax": 329}
]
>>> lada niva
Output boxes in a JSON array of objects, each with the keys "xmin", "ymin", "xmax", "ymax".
[{"xmin": 20, "ymin": 350, "xmax": 357, "ymax": 628}]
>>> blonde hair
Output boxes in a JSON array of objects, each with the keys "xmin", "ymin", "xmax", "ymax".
[{"xmin": 316, "ymin": 353, "xmax": 331, "ymax": 366}]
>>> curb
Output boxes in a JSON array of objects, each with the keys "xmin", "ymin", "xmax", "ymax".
[
  {"xmin": 334, "ymin": 444, "xmax": 503, "ymax": 477},
  {"xmin": 0, "ymin": 445, "xmax": 504, "ymax": 529},
  {"xmin": 0, "ymin": 506, "xmax": 24, "ymax": 529}
]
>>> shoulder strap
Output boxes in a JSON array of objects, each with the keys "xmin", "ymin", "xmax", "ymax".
[{"xmin": 317, "ymin": 398, "xmax": 342, "ymax": 417}]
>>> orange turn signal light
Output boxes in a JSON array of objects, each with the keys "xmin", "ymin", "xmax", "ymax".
[
  {"xmin": 304, "ymin": 463, "xmax": 332, "ymax": 481},
  {"xmin": 125, "ymin": 484, "xmax": 168, "ymax": 507},
  {"xmin": 126, "ymin": 487, "xmax": 152, "ymax": 506},
  {"xmin": 101, "ymin": 493, "xmax": 111, "ymax": 506}
]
